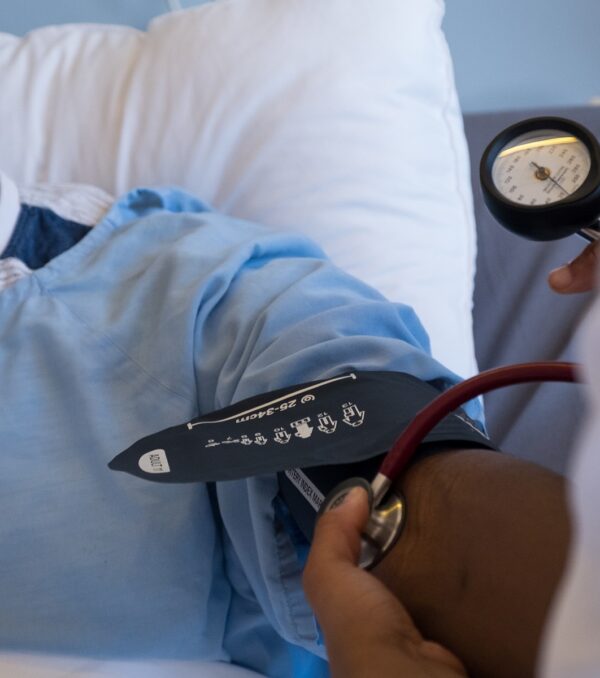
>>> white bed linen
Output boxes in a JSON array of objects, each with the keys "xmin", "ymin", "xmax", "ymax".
[{"xmin": 0, "ymin": 172, "xmax": 20, "ymax": 252}]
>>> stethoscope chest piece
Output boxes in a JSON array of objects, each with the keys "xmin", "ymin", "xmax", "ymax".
[{"xmin": 319, "ymin": 477, "xmax": 406, "ymax": 570}]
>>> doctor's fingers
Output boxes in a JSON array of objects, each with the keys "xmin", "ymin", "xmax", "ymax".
[
  {"xmin": 303, "ymin": 487, "xmax": 419, "ymax": 641},
  {"xmin": 549, "ymin": 241, "xmax": 599, "ymax": 293},
  {"xmin": 303, "ymin": 488, "xmax": 467, "ymax": 677}
]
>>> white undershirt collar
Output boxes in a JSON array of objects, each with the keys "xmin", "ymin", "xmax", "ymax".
[{"xmin": 0, "ymin": 172, "xmax": 20, "ymax": 255}]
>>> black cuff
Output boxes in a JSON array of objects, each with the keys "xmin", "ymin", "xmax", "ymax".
[
  {"xmin": 278, "ymin": 371, "xmax": 497, "ymax": 542},
  {"xmin": 110, "ymin": 370, "xmax": 495, "ymax": 488}
]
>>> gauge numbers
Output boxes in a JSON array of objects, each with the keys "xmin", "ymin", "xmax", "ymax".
[{"xmin": 492, "ymin": 129, "xmax": 591, "ymax": 206}]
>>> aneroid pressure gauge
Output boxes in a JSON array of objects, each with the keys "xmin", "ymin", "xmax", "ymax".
[{"xmin": 480, "ymin": 117, "xmax": 600, "ymax": 241}]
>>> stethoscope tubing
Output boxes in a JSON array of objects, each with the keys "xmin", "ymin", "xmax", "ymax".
[{"xmin": 371, "ymin": 362, "xmax": 579, "ymax": 506}]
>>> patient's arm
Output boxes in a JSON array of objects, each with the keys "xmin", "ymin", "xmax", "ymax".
[{"xmin": 373, "ymin": 448, "xmax": 570, "ymax": 678}]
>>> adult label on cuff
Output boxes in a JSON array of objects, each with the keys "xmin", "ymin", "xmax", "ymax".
[{"xmin": 108, "ymin": 371, "xmax": 491, "ymax": 483}]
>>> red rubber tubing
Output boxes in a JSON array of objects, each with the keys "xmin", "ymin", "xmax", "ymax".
[{"xmin": 380, "ymin": 362, "xmax": 579, "ymax": 482}]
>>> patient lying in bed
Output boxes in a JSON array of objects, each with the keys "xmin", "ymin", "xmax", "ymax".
[{"xmin": 0, "ymin": 174, "xmax": 568, "ymax": 678}]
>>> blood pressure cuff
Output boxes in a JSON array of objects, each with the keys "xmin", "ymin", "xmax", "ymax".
[
  {"xmin": 110, "ymin": 372, "xmax": 496, "ymax": 537},
  {"xmin": 276, "ymin": 372, "xmax": 497, "ymax": 542}
]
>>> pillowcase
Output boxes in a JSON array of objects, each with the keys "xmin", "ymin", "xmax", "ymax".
[{"xmin": 0, "ymin": 0, "xmax": 478, "ymax": 378}]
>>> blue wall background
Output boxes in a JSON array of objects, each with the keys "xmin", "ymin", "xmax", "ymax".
[
  {"xmin": 0, "ymin": 0, "xmax": 168, "ymax": 33},
  {"xmin": 442, "ymin": 0, "xmax": 600, "ymax": 112},
  {"xmin": 0, "ymin": 0, "xmax": 598, "ymax": 113}
]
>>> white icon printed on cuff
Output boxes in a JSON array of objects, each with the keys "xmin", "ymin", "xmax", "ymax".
[{"xmin": 138, "ymin": 449, "xmax": 171, "ymax": 474}]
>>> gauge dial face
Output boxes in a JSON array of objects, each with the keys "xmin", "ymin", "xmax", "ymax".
[{"xmin": 492, "ymin": 129, "xmax": 591, "ymax": 206}]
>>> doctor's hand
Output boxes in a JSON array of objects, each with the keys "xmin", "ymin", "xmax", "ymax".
[
  {"xmin": 549, "ymin": 241, "xmax": 599, "ymax": 293},
  {"xmin": 303, "ymin": 487, "xmax": 467, "ymax": 678}
]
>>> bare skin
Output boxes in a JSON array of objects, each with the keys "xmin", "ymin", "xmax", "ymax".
[
  {"xmin": 304, "ymin": 485, "xmax": 467, "ymax": 678},
  {"xmin": 305, "ymin": 449, "xmax": 570, "ymax": 678},
  {"xmin": 548, "ymin": 240, "xmax": 598, "ymax": 293},
  {"xmin": 374, "ymin": 448, "xmax": 569, "ymax": 678}
]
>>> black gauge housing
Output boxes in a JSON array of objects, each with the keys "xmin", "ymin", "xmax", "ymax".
[{"xmin": 480, "ymin": 117, "xmax": 600, "ymax": 241}]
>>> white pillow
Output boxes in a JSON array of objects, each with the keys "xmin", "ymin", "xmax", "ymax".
[{"xmin": 0, "ymin": 0, "xmax": 478, "ymax": 377}]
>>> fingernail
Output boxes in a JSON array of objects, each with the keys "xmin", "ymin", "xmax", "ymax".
[
  {"xmin": 331, "ymin": 486, "xmax": 366, "ymax": 512},
  {"xmin": 549, "ymin": 265, "xmax": 573, "ymax": 290}
]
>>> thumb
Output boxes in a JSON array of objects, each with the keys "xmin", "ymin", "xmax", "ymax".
[
  {"xmin": 303, "ymin": 485, "xmax": 421, "ymax": 643},
  {"xmin": 303, "ymin": 486, "xmax": 370, "ymax": 594},
  {"xmin": 549, "ymin": 241, "xmax": 598, "ymax": 293},
  {"xmin": 303, "ymin": 486, "xmax": 468, "ymax": 677},
  {"xmin": 313, "ymin": 485, "xmax": 371, "ymax": 562},
  {"xmin": 303, "ymin": 486, "xmax": 371, "ymax": 618}
]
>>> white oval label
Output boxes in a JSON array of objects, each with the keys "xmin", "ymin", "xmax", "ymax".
[{"xmin": 138, "ymin": 449, "xmax": 171, "ymax": 474}]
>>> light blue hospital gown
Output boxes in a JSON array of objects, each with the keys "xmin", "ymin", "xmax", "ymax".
[{"xmin": 0, "ymin": 188, "xmax": 482, "ymax": 677}]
